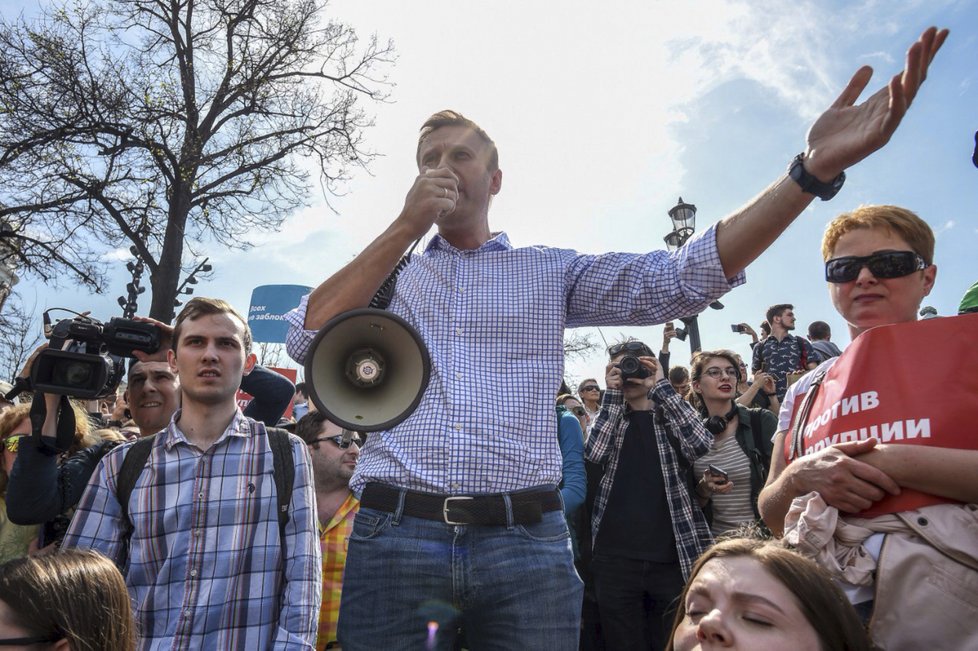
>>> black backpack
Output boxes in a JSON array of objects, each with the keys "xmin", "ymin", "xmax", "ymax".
[{"xmin": 115, "ymin": 427, "xmax": 295, "ymax": 553}]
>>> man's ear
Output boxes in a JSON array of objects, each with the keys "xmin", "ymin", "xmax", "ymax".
[
  {"xmin": 489, "ymin": 168, "xmax": 502, "ymax": 195},
  {"xmin": 167, "ymin": 348, "xmax": 178, "ymax": 374},
  {"xmin": 243, "ymin": 352, "xmax": 257, "ymax": 376}
]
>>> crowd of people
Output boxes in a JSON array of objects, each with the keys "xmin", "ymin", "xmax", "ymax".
[{"xmin": 0, "ymin": 24, "xmax": 972, "ymax": 651}]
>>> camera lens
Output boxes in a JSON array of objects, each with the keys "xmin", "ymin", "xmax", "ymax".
[{"xmin": 55, "ymin": 360, "xmax": 94, "ymax": 388}]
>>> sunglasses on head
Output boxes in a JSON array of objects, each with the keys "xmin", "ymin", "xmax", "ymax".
[
  {"xmin": 824, "ymin": 251, "xmax": 927, "ymax": 284},
  {"xmin": 2, "ymin": 436, "xmax": 23, "ymax": 454},
  {"xmin": 607, "ymin": 341, "xmax": 652, "ymax": 358}
]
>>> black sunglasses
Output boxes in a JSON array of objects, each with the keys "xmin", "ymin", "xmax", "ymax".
[
  {"xmin": 579, "ymin": 385, "xmax": 600, "ymax": 392},
  {"xmin": 308, "ymin": 432, "xmax": 363, "ymax": 449},
  {"xmin": 607, "ymin": 341, "xmax": 652, "ymax": 357},
  {"xmin": 825, "ymin": 251, "xmax": 927, "ymax": 284}
]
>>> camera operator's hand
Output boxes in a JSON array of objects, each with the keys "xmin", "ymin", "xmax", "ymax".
[
  {"xmin": 605, "ymin": 361, "xmax": 623, "ymax": 391},
  {"xmin": 17, "ymin": 343, "xmax": 49, "ymax": 380},
  {"xmin": 131, "ymin": 316, "xmax": 173, "ymax": 362}
]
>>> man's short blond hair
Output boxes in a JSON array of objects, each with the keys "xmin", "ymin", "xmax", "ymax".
[{"xmin": 822, "ymin": 205, "xmax": 934, "ymax": 265}]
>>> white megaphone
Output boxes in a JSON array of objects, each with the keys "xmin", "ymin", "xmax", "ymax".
[{"xmin": 304, "ymin": 308, "xmax": 431, "ymax": 432}]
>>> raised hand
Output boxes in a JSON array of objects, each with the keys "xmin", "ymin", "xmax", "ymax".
[
  {"xmin": 398, "ymin": 167, "xmax": 459, "ymax": 239},
  {"xmin": 804, "ymin": 27, "xmax": 948, "ymax": 181}
]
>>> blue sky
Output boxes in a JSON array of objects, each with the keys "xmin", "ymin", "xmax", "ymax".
[{"xmin": 4, "ymin": 0, "xmax": 976, "ymax": 387}]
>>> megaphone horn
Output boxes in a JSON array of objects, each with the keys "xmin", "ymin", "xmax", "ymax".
[{"xmin": 305, "ymin": 308, "xmax": 431, "ymax": 432}]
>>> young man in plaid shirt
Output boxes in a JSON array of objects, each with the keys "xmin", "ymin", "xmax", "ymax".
[{"xmin": 64, "ymin": 298, "xmax": 321, "ymax": 650}]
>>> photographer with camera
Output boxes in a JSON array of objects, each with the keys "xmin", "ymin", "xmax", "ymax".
[
  {"xmin": 584, "ymin": 339, "xmax": 713, "ymax": 649},
  {"xmin": 5, "ymin": 311, "xmax": 295, "ymax": 541}
]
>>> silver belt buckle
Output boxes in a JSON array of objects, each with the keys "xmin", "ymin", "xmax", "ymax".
[{"xmin": 442, "ymin": 496, "xmax": 474, "ymax": 525}]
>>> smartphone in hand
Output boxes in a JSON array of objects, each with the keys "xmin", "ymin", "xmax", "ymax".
[{"xmin": 707, "ymin": 464, "xmax": 729, "ymax": 483}]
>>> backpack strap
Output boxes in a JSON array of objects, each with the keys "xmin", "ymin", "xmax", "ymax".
[
  {"xmin": 115, "ymin": 435, "xmax": 155, "ymax": 564},
  {"xmin": 749, "ymin": 409, "xmax": 766, "ymax": 462},
  {"xmin": 266, "ymin": 427, "xmax": 295, "ymax": 539}
]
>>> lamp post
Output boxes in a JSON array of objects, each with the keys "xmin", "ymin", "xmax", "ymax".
[
  {"xmin": 663, "ymin": 197, "xmax": 703, "ymax": 354},
  {"xmin": 173, "ymin": 258, "xmax": 212, "ymax": 309}
]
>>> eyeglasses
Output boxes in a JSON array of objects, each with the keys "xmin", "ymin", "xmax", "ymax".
[
  {"xmin": 2, "ymin": 435, "xmax": 23, "ymax": 454},
  {"xmin": 607, "ymin": 341, "xmax": 652, "ymax": 357},
  {"xmin": 702, "ymin": 367, "xmax": 738, "ymax": 380},
  {"xmin": 579, "ymin": 385, "xmax": 600, "ymax": 392},
  {"xmin": 0, "ymin": 634, "xmax": 64, "ymax": 646},
  {"xmin": 825, "ymin": 251, "xmax": 927, "ymax": 284},
  {"xmin": 308, "ymin": 432, "xmax": 363, "ymax": 449}
]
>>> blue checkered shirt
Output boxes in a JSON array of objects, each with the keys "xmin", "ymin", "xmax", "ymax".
[
  {"xmin": 286, "ymin": 227, "xmax": 743, "ymax": 495},
  {"xmin": 585, "ymin": 381, "xmax": 714, "ymax": 579},
  {"xmin": 62, "ymin": 410, "xmax": 321, "ymax": 651}
]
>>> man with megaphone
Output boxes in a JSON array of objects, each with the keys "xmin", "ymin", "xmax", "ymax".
[{"xmin": 286, "ymin": 32, "xmax": 947, "ymax": 647}]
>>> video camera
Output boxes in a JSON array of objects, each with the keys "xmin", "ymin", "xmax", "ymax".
[{"xmin": 31, "ymin": 313, "xmax": 161, "ymax": 399}]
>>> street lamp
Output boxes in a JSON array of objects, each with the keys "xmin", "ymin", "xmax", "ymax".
[{"xmin": 663, "ymin": 197, "xmax": 707, "ymax": 353}]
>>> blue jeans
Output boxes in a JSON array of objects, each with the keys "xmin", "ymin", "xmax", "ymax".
[{"xmin": 337, "ymin": 501, "xmax": 584, "ymax": 650}]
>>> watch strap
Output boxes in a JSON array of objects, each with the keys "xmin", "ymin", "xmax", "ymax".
[{"xmin": 788, "ymin": 153, "xmax": 845, "ymax": 201}]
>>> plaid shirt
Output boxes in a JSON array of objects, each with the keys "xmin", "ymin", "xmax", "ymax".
[
  {"xmin": 316, "ymin": 493, "xmax": 359, "ymax": 651},
  {"xmin": 585, "ymin": 381, "xmax": 714, "ymax": 579},
  {"xmin": 63, "ymin": 410, "xmax": 321, "ymax": 651},
  {"xmin": 287, "ymin": 226, "xmax": 743, "ymax": 495}
]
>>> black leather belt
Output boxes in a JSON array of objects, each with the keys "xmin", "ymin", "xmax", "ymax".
[{"xmin": 360, "ymin": 483, "xmax": 562, "ymax": 526}]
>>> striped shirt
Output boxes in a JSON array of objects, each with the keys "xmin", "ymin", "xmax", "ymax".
[
  {"xmin": 62, "ymin": 410, "xmax": 321, "ymax": 651},
  {"xmin": 693, "ymin": 435, "xmax": 755, "ymax": 536},
  {"xmin": 286, "ymin": 227, "xmax": 743, "ymax": 495},
  {"xmin": 317, "ymin": 493, "xmax": 359, "ymax": 650},
  {"xmin": 585, "ymin": 381, "xmax": 714, "ymax": 579}
]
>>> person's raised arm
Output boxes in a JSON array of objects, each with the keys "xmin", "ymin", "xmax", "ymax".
[
  {"xmin": 714, "ymin": 27, "xmax": 947, "ymax": 278},
  {"xmin": 302, "ymin": 167, "xmax": 459, "ymax": 331}
]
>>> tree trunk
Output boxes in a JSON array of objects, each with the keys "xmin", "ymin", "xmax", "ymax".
[{"xmin": 149, "ymin": 189, "xmax": 192, "ymax": 323}]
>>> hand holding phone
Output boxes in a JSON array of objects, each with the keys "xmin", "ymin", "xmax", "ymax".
[{"xmin": 707, "ymin": 464, "xmax": 729, "ymax": 483}]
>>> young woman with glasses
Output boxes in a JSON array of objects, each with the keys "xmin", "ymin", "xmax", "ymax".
[{"xmin": 687, "ymin": 350, "xmax": 777, "ymax": 537}]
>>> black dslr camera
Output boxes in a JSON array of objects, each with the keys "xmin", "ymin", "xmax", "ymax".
[
  {"xmin": 617, "ymin": 355, "xmax": 651, "ymax": 381},
  {"xmin": 31, "ymin": 314, "xmax": 161, "ymax": 399}
]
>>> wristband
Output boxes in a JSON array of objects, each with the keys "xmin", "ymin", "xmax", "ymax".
[{"xmin": 764, "ymin": 392, "xmax": 777, "ymax": 397}]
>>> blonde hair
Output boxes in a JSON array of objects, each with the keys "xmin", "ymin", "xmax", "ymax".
[{"xmin": 822, "ymin": 205, "xmax": 934, "ymax": 264}]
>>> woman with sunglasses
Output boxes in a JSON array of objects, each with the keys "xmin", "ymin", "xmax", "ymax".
[
  {"xmin": 759, "ymin": 205, "xmax": 978, "ymax": 650},
  {"xmin": 687, "ymin": 350, "xmax": 777, "ymax": 537},
  {"xmin": 0, "ymin": 405, "xmax": 39, "ymax": 563},
  {"xmin": 0, "ymin": 398, "xmax": 93, "ymax": 558}
]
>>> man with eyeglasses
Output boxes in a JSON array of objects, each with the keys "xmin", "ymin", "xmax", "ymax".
[
  {"xmin": 585, "ymin": 339, "xmax": 713, "ymax": 649},
  {"xmin": 283, "ymin": 29, "xmax": 947, "ymax": 648},
  {"xmin": 295, "ymin": 412, "xmax": 362, "ymax": 651}
]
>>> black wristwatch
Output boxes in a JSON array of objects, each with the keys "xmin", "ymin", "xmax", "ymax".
[{"xmin": 788, "ymin": 153, "xmax": 845, "ymax": 201}]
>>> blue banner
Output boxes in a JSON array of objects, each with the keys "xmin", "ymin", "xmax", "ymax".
[{"xmin": 248, "ymin": 284, "xmax": 312, "ymax": 344}]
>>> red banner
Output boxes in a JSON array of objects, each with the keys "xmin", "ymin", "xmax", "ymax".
[
  {"xmin": 237, "ymin": 366, "xmax": 298, "ymax": 419},
  {"xmin": 786, "ymin": 313, "xmax": 978, "ymax": 517}
]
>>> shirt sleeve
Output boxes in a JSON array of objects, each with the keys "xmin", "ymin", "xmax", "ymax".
[
  {"xmin": 650, "ymin": 380, "xmax": 713, "ymax": 461},
  {"xmin": 751, "ymin": 341, "xmax": 764, "ymax": 373},
  {"xmin": 273, "ymin": 435, "xmax": 322, "ymax": 650},
  {"xmin": 61, "ymin": 443, "xmax": 131, "ymax": 567},
  {"xmin": 584, "ymin": 389, "xmax": 625, "ymax": 465},
  {"xmin": 284, "ymin": 294, "xmax": 318, "ymax": 365},
  {"xmin": 564, "ymin": 224, "xmax": 745, "ymax": 328},
  {"xmin": 556, "ymin": 413, "xmax": 586, "ymax": 517},
  {"xmin": 241, "ymin": 365, "xmax": 296, "ymax": 426}
]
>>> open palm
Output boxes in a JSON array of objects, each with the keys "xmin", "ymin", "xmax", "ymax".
[{"xmin": 804, "ymin": 27, "xmax": 948, "ymax": 180}]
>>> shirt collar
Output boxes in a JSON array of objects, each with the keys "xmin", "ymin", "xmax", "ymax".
[
  {"xmin": 425, "ymin": 231, "xmax": 512, "ymax": 254},
  {"xmin": 164, "ymin": 408, "xmax": 253, "ymax": 450}
]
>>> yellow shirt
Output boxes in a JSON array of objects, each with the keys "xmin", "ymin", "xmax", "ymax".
[{"xmin": 317, "ymin": 493, "xmax": 359, "ymax": 650}]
